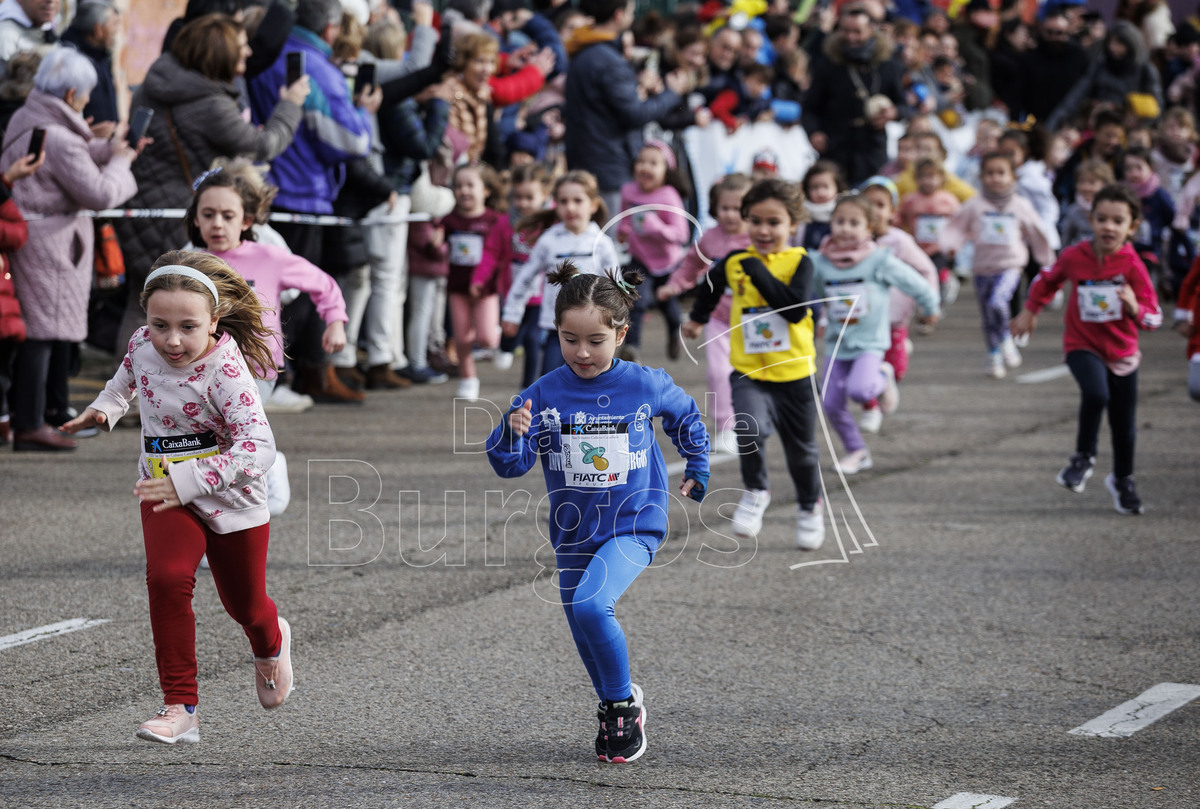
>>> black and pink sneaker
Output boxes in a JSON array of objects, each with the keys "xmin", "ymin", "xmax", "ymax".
[{"xmin": 603, "ymin": 684, "xmax": 646, "ymax": 763}]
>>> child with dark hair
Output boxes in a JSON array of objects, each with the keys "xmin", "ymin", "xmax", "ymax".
[
  {"xmin": 1012, "ymin": 183, "xmax": 1161, "ymax": 514},
  {"xmin": 1122, "ymin": 146, "xmax": 1190, "ymax": 295},
  {"xmin": 797, "ymin": 160, "xmax": 842, "ymax": 252},
  {"xmin": 898, "ymin": 157, "xmax": 962, "ymax": 305},
  {"xmin": 1059, "ymin": 159, "xmax": 1116, "ymax": 247},
  {"xmin": 487, "ymin": 261, "xmax": 709, "ymax": 765}
]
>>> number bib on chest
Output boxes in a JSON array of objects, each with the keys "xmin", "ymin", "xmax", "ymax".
[
  {"xmin": 561, "ymin": 422, "xmax": 630, "ymax": 488},
  {"xmin": 826, "ymin": 280, "xmax": 869, "ymax": 324},
  {"xmin": 144, "ymin": 431, "xmax": 219, "ymax": 479},
  {"xmin": 914, "ymin": 215, "xmax": 947, "ymax": 245},
  {"xmin": 980, "ymin": 212, "xmax": 1018, "ymax": 246},
  {"xmin": 1077, "ymin": 279, "xmax": 1123, "ymax": 323},
  {"xmin": 449, "ymin": 232, "xmax": 484, "ymax": 266},
  {"xmin": 741, "ymin": 307, "xmax": 791, "ymax": 354}
]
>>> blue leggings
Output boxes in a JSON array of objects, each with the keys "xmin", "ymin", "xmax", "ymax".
[{"xmin": 557, "ymin": 535, "xmax": 653, "ymax": 702}]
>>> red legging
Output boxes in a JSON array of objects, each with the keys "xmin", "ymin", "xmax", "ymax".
[{"xmin": 141, "ymin": 502, "xmax": 280, "ymax": 705}]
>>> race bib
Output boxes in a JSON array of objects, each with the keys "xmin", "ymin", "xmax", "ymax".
[
  {"xmin": 825, "ymin": 280, "xmax": 869, "ymax": 324},
  {"xmin": 560, "ymin": 422, "xmax": 630, "ymax": 488},
  {"xmin": 980, "ymin": 213, "xmax": 1018, "ymax": 246},
  {"xmin": 448, "ymin": 232, "xmax": 484, "ymax": 266},
  {"xmin": 144, "ymin": 431, "xmax": 219, "ymax": 479},
  {"xmin": 914, "ymin": 215, "xmax": 947, "ymax": 245},
  {"xmin": 741, "ymin": 306, "xmax": 791, "ymax": 354},
  {"xmin": 1077, "ymin": 280, "xmax": 1124, "ymax": 323}
]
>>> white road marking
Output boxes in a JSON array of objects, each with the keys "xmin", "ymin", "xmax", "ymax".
[
  {"xmin": 666, "ymin": 453, "xmax": 738, "ymax": 476},
  {"xmin": 1068, "ymin": 682, "xmax": 1200, "ymax": 738},
  {"xmin": 0, "ymin": 618, "xmax": 111, "ymax": 651},
  {"xmin": 1015, "ymin": 364, "xmax": 1070, "ymax": 384},
  {"xmin": 933, "ymin": 793, "xmax": 1016, "ymax": 809}
]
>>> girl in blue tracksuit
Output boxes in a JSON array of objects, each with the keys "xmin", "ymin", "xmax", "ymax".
[{"xmin": 486, "ymin": 263, "xmax": 709, "ymax": 765}]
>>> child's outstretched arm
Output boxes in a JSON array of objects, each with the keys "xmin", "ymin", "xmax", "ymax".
[
  {"xmin": 1012, "ymin": 258, "xmax": 1069, "ymax": 339},
  {"xmin": 487, "ymin": 397, "xmax": 540, "ymax": 478},
  {"xmin": 739, "ymin": 254, "xmax": 814, "ymax": 323},
  {"xmin": 683, "ymin": 253, "xmax": 731, "ymax": 338},
  {"xmin": 60, "ymin": 407, "xmax": 107, "ymax": 434},
  {"xmin": 654, "ymin": 370, "xmax": 710, "ymax": 502}
]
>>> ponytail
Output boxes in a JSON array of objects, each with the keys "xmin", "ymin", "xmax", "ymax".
[{"xmin": 547, "ymin": 260, "xmax": 643, "ymax": 330}]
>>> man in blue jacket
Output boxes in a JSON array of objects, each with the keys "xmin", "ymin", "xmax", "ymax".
[{"xmin": 563, "ymin": 0, "xmax": 689, "ymax": 217}]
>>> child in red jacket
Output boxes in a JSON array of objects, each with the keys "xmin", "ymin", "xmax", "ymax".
[
  {"xmin": 1011, "ymin": 184, "xmax": 1162, "ymax": 515},
  {"xmin": 1175, "ymin": 256, "xmax": 1200, "ymax": 402},
  {"xmin": 0, "ymin": 152, "xmax": 40, "ymax": 444}
]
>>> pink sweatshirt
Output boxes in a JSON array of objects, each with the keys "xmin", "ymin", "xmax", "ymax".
[
  {"xmin": 669, "ymin": 226, "xmax": 751, "ymax": 324},
  {"xmin": 207, "ymin": 241, "xmax": 348, "ymax": 373},
  {"xmin": 939, "ymin": 193, "xmax": 1055, "ymax": 276},
  {"xmin": 617, "ymin": 182, "xmax": 689, "ymax": 275},
  {"xmin": 877, "ymin": 227, "xmax": 940, "ymax": 325},
  {"xmin": 898, "ymin": 190, "xmax": 961, "ymax": 255},
  {"xmin": 90, "ymin": 330, "xmax": 276, "ymax": 534}
]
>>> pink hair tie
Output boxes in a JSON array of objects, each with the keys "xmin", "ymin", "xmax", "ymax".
[{"xmin": 643, "ymin": 138, "xmax": 677, "ymax": 170}]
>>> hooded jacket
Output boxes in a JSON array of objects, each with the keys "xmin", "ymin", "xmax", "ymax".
[
  {"xmin": 1046, "ymin": 21, "xmax": 1162, "ymax": 131},
  {"xmin": 801, "ymin": 29, "xmax": 904, "ymax": 185},
  {"xmin": 563, "ymin": 30, "xmax": 679, "ymax": 193},
  {"xmin": 1020, "ymin": 35, "xmax": 1089, "ymax": 123}
]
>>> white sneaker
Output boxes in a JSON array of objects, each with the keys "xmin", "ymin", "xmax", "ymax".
[
  {"xmin": 731, "ymin": 489, "xmax": 770, "ymax": 538},
  {"xmin": 878, "ymin": 361, "xmax": 899, "ymax": 415},
  {"xmin": 1049, "ymin": 288, "xmax": 1065, "ymax": 310},
  {"xmin": 266, "ymin": 451, "xmax": 290, "ymax": 517},
  {"xmin": 904, "ymin": 337, "xmax": 914, "ymax": 357},
  {"xmin": 987, "ymin": 351, "xmax": 1006, "ymax": 379},
  {"xmin": 493, "ymin": 351, "xmax": 514, "ymax": 370},
  {"xmin": 136, "ymin": 704, "xmax": 199, "ymax": 744},
  {"xmin": 836, "ymin": 447, "xmax": 873, "ymax": 475},
  {"xmin": 1001, "ymin": 336, "xmax": 1023, "ymax": 369},
  {"xmin": 472, "ymin": 347, "xmax": 495, "ymax": 362},
  {"xmin": 456, "ymin": 377, "xmax": 480, "ymax": 401},
  {"xmin": 254, "ymin": 617, "xmax": 294, "ymax": 710},
  {"xmin": 712, "ymin": 429, "xmax": 739, "ymax": 455},
  {"xmin": 940, "ymin": 273, "xmax": 960, "ymax": 306},
  {"xmin": 265, "ymin": 384, "xmax": 315, "ymax": 413},
  {"xmin": 860, "ymin": 407, "xmax": 883, "ymax": 434},
  {"xmin": 795, "ymin": 501, "xmax": 825, "ymax": 550}
]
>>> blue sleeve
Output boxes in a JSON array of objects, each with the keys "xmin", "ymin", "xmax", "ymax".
[
  {"xmin": 880, "ymin": 255, "xmax": 941, "ymax": 317},
  {"xmin": 305, "ymin": 60, "xmax": 371, "ymax": 163},
  {"xmin": 523, "ymin": 14, "xmax": 567, "ymax": 80},
  {"xmin": 653, "ymin": 369, "xmax": 710, "ymax": 500},
  {"xmin": 486, "ymin": 399, "xmax": 540, "ymax": 479}
]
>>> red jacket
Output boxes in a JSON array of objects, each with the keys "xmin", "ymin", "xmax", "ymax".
[
  {"xmin": 1026, "ymin": 241, "xmax": 1161, "ymax": 364},
  {"xmin": 1177, "ymin": 256, "xmax": 1200, "ymax": 358},
  {"xmin": 0, "ymin": 186, "xmax": 29, "ymax": 342}
]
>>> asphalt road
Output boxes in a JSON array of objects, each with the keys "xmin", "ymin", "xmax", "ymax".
[{"xmin": 2, "ymin": 299, "xmax": 1197, "ymax": 809}]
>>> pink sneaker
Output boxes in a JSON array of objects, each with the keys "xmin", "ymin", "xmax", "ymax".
[
  {"xmin": 136, "ymin": 704, "xmax": 199, "ymax": 744},
  {"xmin": 254, "ymin": 617, "xmax": 294, "ymax": 709}
]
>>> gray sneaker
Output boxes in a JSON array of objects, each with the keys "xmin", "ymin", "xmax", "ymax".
[{"xmin": 1056, "ymin": 452, "xmax": 1095, "ymax": 493}]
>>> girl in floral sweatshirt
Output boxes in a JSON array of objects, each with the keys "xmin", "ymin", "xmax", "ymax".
[{"xmin": 62, "ymin": 251, "xmax": 294, "ymax": 746}]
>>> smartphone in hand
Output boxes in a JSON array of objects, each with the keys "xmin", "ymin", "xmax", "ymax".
[
  {"xmin": 127, "ymin": 107, "xmax": 154, "ymax": 146},
  {"xmin": 286, "ymin": 51, "xmax": 306, "ymax": 87},
  {"xmin": 354, "ymin": 63, "xmax": 376, "ymax": 97},
  {"xmin": 28, "ymin": 127, "xmax": 45, "ymax": 158}
]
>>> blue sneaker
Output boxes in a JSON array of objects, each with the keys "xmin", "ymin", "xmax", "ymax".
[{"xmin": 400, "ymin": 365, "xmax": 448, "ymax": 385}]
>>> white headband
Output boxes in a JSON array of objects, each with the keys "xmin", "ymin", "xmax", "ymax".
[{"xmin": 145, "ymin": 265, "xmax": 219, "ymax": 306}]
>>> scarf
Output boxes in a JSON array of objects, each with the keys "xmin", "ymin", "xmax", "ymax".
[
  {"xmin": 1127, "ymin": 172, "xmax": 1161, "ymax": 200},
  {"xmin": 818, "ymin": 235, "xmax": 876, "ymax": 269},
  {"xmin": 806, "ymin": 198, "xmax": 836, "ymax": 224},
  {"xmin": 842, "ymin": 37, "xmax": 878, "ymax": 64},
  {"xmin": 982, "ymin": 185, "xmax": 1016, "ymax": 209},
  {"xmin": 1074, "ymin": 193, "xmax": 1093, "ymax": 213},
  {"xmin": 565, "ymin": 26, "xmax": 619, "ymax": 57}
]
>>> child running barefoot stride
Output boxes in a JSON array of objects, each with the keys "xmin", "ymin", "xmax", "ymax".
[
  {"xmin": 683, "ymin": 178, "xmax": 825, "ymax": 550},
  {"xmin": 1011, "ymin": 184, "xmax": 1162, "ymax": 514},
  {"xmin": 61, "ymin": 251, "xmax": 294, "ymax": 743},
  {"xmin": 486, "ymin": 263, "xmax": 709, "ymax": 764}
]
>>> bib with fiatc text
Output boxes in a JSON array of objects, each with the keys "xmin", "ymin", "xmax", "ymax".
[{"xmin": 741, "ymin": 307, "xmax": 791, "ymax": 354}]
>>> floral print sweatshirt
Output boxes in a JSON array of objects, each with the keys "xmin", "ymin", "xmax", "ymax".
[{"xmin": 90, "ymin": 328, "xmax": 276, "ymax": 533}]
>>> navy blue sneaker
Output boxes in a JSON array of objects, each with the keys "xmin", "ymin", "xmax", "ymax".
[{"xmin": 399, "ymin": 365, "xmax": 448, "ymax": 385}]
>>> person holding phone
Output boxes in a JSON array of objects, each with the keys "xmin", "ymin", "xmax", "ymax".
[
  {"xmin": 113, "ymin": 13, "xmax": 311, "ymax": 359},
  {"xmin": 0, "ymin": 47, "xmax": 139, "ymax": 451}
]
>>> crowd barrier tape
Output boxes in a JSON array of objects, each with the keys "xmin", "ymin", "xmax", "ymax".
[{"xmin": 21, "ymin": 208, "xmax": 431, "ymax": 226}]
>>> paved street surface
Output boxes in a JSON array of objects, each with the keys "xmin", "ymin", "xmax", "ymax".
[{"xmin": 2, "ymin": 300, "xmax": 1198, "ymax": 808}]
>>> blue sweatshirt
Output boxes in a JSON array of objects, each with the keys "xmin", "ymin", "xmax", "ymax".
[{"xmin": 486, "ymin": 360, "xmax": 710, "ymax": 556}]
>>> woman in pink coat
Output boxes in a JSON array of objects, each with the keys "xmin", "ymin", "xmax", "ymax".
[{"xmin": 0, "ymin": 47, "xmax": 139, "ymax": 451}]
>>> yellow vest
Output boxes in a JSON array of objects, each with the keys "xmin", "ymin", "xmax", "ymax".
[
  {"xmin": 726, "ymin": 247, "xmax": 817, "ymax": 382},
  {"xmin": 895, "ymin": 167, "xmax": 977, "ymax": 203}
]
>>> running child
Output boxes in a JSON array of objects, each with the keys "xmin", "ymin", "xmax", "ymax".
[
  {"xmin": 897, "ymin": 157, "xmax": 961, "ymax": 305},
  {"xmin": 446, "ymin": 163, "xmax": 512, "ymax": 402},
  {"xmin": 1059, "ymin": 159, "xmax": 1115, "ymax": 248},
  {"xmin": 502, "ymin": 170, "xmax": 620, "ymax": 377},
  {"xmin": 1011, "ymin": 183, "xmax": 1161, "ymax": 514},
  {"xmin": 617, "ymin": 139, "xmax": 691, "ymax": 362},
  {"xmin": 496, "ymin": 163, "xmax": 551, "ymax": 389},
  {"xmin": 940, "ymin": 152, "xmax": 1055, "ymax": 378},
  {"xmin": 61, "ymin": 251, "xmax": 293, "ymax": 744},
  {"xmin": 1176, "ymin": 256, "xmax": 1200, "ymax": 401},
  {"xmin": 683, "ymin": 177, "xmax": 825, "ymax": 550},
  {"xmin": 659, "ymin": 173, "xmax": 754, "ymax": 455},
  {"xmin": 797, "ymin": 160, "xmax": 843, "ymax": 252},
  {"xmin": 859, "ymin": 176, "xmax": 941, "ymax": 434},
  {"xmin": 486, "ymin": 264, "xmax": 709, "ymax": 764},
  {"xmin": 811, "ymin": 192, "xmax": 941, "ymax": 474}
]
